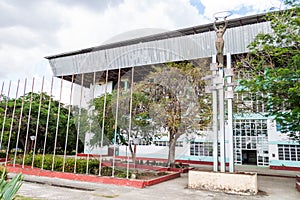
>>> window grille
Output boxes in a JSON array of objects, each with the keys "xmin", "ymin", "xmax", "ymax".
[
  {"xmin": 233, "ymin": 119, "xmax": 269, "ymax": 166},
  {"xmin": 278, "ymin": 144, "xmax": 300, "ymax": 161},
  {"xmin": 190, "ymin": 142, "xmax": 220, "ymax": 157},
  {"xmin": 154, "ymin": 141, "xmax": 183, "ymax": 147}
]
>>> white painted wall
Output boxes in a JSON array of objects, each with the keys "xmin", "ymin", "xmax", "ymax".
[{"xmin": 90, "ymin": 81, "xmax": 113, "ymax": 98}]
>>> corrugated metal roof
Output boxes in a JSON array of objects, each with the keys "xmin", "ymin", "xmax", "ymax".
[
  {"xmin": 46, "ymin": 13, "xmax": 267, "ymax": 60},
  {"xmin": 46, "ymin": 12, "xmax": 272, "ymax": 77}
]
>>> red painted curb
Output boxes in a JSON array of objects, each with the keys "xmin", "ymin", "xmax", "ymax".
[
  {"xmin": 145, "ymin": 172, "xmax": 180, "ymax": 186},
  {"xmin": 0, "ymin": 158, "xmax": 10, "ymax": 162},
  {"xmin": 297, "ymin": 175, "xmax": 300, "ymax": 182},
  {"xmin": 270, "ymin": 165, "xmax": 300, "ymax": 171},
  {"xmin": 6, "ymin": 166, "xmax": 180, "ymax": 188}
]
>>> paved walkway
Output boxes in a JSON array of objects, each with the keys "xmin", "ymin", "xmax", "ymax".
[
  {"xmin": 190, "ymin": 164, "xmax": 299, "ymax": 178},
  {"xmin": 15, "ymin": 165, "xmax": 300, "ymax": 200}
]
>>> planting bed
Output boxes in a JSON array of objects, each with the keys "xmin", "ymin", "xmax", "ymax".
[
  {"xmin": 6, "ymin": 165, "xmax": 180, "ymax": 188},
  {"xmin": 3, "ymin": 154, "xmax": 191, "ymax": 188}
]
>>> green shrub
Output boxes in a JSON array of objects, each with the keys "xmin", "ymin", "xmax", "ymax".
[
  {"xmin": 14, "ymin": 154, "xmax": 130, "ymax": 178},
  {"xmin": 0, "ymin": 152, "xmax": 6, "ymax": 159}
]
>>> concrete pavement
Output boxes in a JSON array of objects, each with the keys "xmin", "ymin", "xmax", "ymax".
[
  {"xmin": 189, "ymin": 164, "xmax": 299, "ymax": 178},
  {"xmin": 14, "ymin": 165, "xmax": 300, "ymax": 200}
]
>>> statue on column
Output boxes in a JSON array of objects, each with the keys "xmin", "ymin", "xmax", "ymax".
[{"xmin": 213, "ymin": 17, "xmax": 228, "ymax": 67}]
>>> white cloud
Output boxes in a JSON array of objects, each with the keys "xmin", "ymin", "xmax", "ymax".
[
  {"xmin": 200, "ymin": 0, "xmax": 283, "ymax": 18},
  {"xmin": 0, "ymin": 0, "xmax": 287, "ymax": 82},
  {"xmin": 55, "ymin": 0, "xmax": 207, "ymax": 52}
]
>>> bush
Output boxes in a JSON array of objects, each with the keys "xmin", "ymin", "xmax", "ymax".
[
  {"xmin": 0, "ymin": 152, "xmax": 6, "ymax": 159},
  {"xmin": 14, "ymin": 154, "xmax": 131, "ymax": 178}
]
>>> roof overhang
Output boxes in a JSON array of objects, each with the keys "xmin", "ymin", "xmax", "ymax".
[{"xmin": 45, "ymin": 11, "xmax": 275, "ymax": 86}]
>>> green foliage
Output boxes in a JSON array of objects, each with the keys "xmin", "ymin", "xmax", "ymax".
[
  {"xmin": 90, "ymin": 93, "xmax": 115, "ymax": 146},
  {"xmin": 0, "ymin": 92, "xmax": 84, "ymax": 155},
  {"xmin": 14, "ymin": 154, "xmax": 130, "ymax": 178},
  {"xmin": 91, "ymin": 61, "xmax": 211, "ymax": 166},
  {"xmin": 0, "ymin": 169, "xmax": 23, "ymax": 200},
  {"xmin": 238, "ymin": 2, "xmax": 300, "ymax": 141},
  {"xmin": 0, "ymin": 152, "xmax": 6, "ymax": 159},
  {"xmin": 143, "ymin": 61, "xmax": 211, "ymax": 166},
  {"xmin": 0, "ymin": 167, "xmax": 6, "ymax": 181}
]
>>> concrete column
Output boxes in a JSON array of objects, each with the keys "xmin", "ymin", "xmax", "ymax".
[
  {"xmin": 226, "ymin": 53, "xmax": 234, "ymax": 173},
  {"xmin": 212, "ymin": 55, "xmax": 218, "ymax": 172},
  {"xmin": 219, "ymin": 65, "xmax": 226, "ymax": 173}
]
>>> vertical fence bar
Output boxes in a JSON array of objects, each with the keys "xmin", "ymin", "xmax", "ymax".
[
  {"xmin": 74, "ymin": 74, "xmax": 84, "ymax": 173},
  {"xmin": 5, "ymin": 80, "xmax": 20, "ymax": 165},
  {"xmin": 112, "ymin": 68, "xmax": 121, "ymax": 177},
  {"xmin": 51, "ymin": 77, "xmax": 63, "ymax": 171},
  {"xmin": 13, "ymin": 78, "xmax": 27, "ymax": 166},
  {"xmin": 0, "ymin": 81, "xmax": 4, "ymax": 101},
  {"xmin": 0, "ymin": 81, "xmax": 11, "ymax": 150},
  {"xmin": 99, "ymin": 69, "xmax": 109, "ymax": 176},
  {"xmin": 86, "ymin": 72, "xmax": 96, "ymax": 174},
  {"xmin": 32, "ymin": 76, "xmax": 45, "ymax": 168},
  {"xmin": 0, "ymin": 81, "xmax": 4, "ymax": 147},
  {"xmin": 22, "ymin": 78, "xmax": 35, "ymax": 168},
  {"xmin": 126, "ymin": 67, "xmax": 134, "ymax": 179},
  {"xmin": 62, "ymin": 75, "xmax": 74, "ymax": 172},
  {"xmin": 41, "ymin": 77, "xmax": 54, "ymax": 170}
]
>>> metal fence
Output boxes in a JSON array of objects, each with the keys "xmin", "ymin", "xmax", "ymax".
[{"xmin": 0, "ymin": 60, "xmax": 212, "ymax": 179}]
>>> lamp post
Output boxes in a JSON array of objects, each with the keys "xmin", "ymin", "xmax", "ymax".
[{"xmin": 30, "ymin": 135, "xmax": 36, "ymax": 152}]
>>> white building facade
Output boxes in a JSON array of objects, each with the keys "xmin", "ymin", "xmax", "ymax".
[{"xmin": 47, "ymin": 12, "xmax": 300, "ymax": 170}]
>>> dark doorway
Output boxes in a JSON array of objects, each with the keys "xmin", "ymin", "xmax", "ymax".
[{"xmin": 242, "ymin": 150, "xmax": 257, "ymax": 165}]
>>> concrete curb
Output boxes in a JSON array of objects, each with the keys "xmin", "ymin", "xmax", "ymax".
[
  {"xmin": 296, "ymin": 182, "xmax": 300, "ymax": 192},
  {"xmin": 7, "ymin": 166, "xmax": 181, "ymax": 189},
  {"xmin": 254, "ymin": 172, "xmax": 296, "ymax": 179},
  {"xmin": 8, "ymin": 173, "xmax": 97, "ymax": 191}
]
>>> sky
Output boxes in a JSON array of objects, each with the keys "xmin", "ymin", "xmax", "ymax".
[
  {"xmin": 0, "ymin": 0, "xmax": 286, "ymax": 81},
  {"xmin": 0, "ymin": 0, "xmax": 288, "ymax": 106}
]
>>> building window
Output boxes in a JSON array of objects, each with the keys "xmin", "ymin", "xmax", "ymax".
[
  {"xmin": 154, "ymin": 141, "xmax": 168, "ymax": 146},
  {"xmin": 176, "ymin": 141, "xmax": 183, "ymax": 147},
  {"xmin": 130, "ymin": 139, "xmax": 151, "ymax": 145},
  {"xmin": 154, "ymin": 141, "xmax": 183, "ymax": 147},
  {"xmin": 233, "ymin": 119, "xmax": 269, "ymax": 166},
  {"xmin": 276, "ymin": 123, "xmax": 281, "ymax": 132},
  {"xmin": 234, "ymin": 92, "xmax": 265, "ymax": 113},
  {"xmin": 278, "ymin": 144, "xmax": 300, "ymax": 161},
  {"xmin": 190, "ymin": 142, "xmax": 213, "ymax": 156}
]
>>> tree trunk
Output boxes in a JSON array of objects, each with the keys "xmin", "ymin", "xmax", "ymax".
[
  {"xmin": 128, "ymin": 143, "xmax": 134, "ymax": 160},
  {"xmin": 133, "ymin": 144, "xmax": 137, "ymax": 173},
  {"xmin": 167, "ymin": 139, "xmax": 176, "ymax": 168},
  {"xmin": 20, "ymin": 138, "xmax": 25, "ymax": 151}
]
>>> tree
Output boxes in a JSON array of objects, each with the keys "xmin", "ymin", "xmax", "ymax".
[
  {"xmin": 89, "ymin": 60, "xmax": 211, "ymax": 167},
  {"xmin": 88, "ymin": 93, "xmax": 116, "ymax": 148},
  {"xmin": 91, "ymin": 87, "xmax": 154, "ymax": 160},
  {"xmin": 140, "ymin": 62, "xmax": 211, "ymax": 167},
  {"xmin": 0, "ymin": 92, "xmax": 83, "ymax": 154},
  {"xmin": 238, "ymin": 1, "xmax": 300, "ymax": 141}
]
